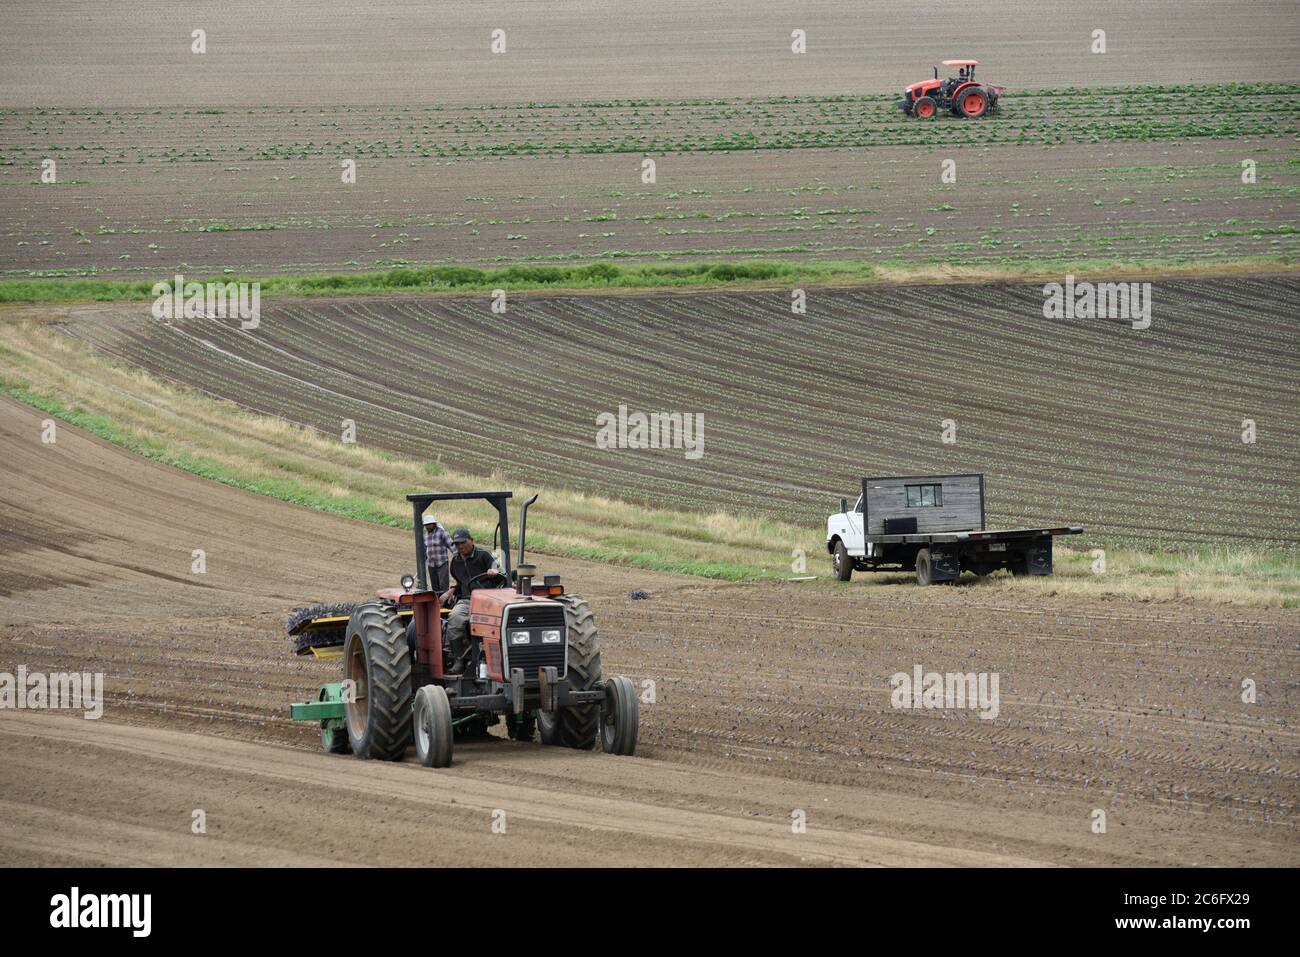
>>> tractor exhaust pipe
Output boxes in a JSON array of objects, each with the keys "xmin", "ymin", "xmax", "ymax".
[{"xmin": 517, "ymin": 494, "xmax": 539, "ymax": 568}]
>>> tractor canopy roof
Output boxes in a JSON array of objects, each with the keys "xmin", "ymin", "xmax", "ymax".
[{"xmin": 942, "ymin": 59, "xmax": 979, "ymax": 67}]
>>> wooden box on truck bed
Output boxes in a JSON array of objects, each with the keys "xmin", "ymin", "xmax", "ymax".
[{"xmin": 861, "ymin": 473, "xmax": 984, "ymax": 536}]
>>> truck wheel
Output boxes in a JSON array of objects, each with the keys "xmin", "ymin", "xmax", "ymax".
[
  {"xmin": 833, "ymin": 541, "xmax": 853, "ymax": 581},
  {"xmin": 343, "ymin": 601, "xmax": 413, "ymax": 760},
  {"xmin": 600, "ymin": 675, "xmax": 639, "ymax": 756},
  {"xmin": 916, "ymin": 549, "xmax": 933, "ymax": 586},
  {"xmin": 537, "ymin": 595, "xmax": 602, "ymax": 750},
  {"xmin": 413, "ymin": 684, "xmax": 453, "ymax": 768}
]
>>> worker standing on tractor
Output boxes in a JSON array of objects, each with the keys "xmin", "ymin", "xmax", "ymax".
[
  {"xmin": 421, "ymin": 513, "xmax": 453, "ymax": 593},
  {"xmin": 441, "ymin": 528, "xmax": 501, "ymax": 666}
]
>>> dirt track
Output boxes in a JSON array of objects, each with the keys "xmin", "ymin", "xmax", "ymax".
[{"xmin": 1, "ymin": 394, "xmax": 1296, "ymax": 866}]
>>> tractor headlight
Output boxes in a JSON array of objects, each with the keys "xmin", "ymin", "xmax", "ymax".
[
  {"xmin": 510, "ymin": 630, "xmax": 531, "ymax": 645},
  {"xmin": 400, "ymin": 573, "xmax": 415, "ymax": 591},
  {"xmin": 541, "ymin": 629, "xmax": 562, "ymax": 644}
]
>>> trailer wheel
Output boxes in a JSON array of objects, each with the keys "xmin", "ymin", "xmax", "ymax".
[
  {"xmin": 413, "ymin": 684, "xmax": 453, "ymax": 768},
  {"xmin": 600, "ymin": 675, "xmax": 639, "ymax": 756},
  {"xmin": 833, "ymin": 541, "xmax": 853, "ymax": 581},
  {"xmin": 343, "ymin": 601, "xmax": 413, "ymax": 760},
  {"xmin": 914, "ymin": 96, "xmax": 937, "ymax": 119},
  {"xmin": 916, "ymin": 549, "xmax": 933, "ymax": 586}
]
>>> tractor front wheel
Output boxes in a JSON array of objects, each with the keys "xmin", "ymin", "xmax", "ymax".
[
  {"xmin": 600, "ymin": 675, "xmax": 639, "ymax": 756},
  {"xmin": 959, "ymin": 87, "xmax": 989, "ymax": 118},
  {"xmin": 914, "ymin": 96, "xmax": 937, "ymax": 119},
  {"xmin": 343, "ymin": 601, "xmax": 413, "ymax": 760},
  {"xmin": 413, "ymin": 684, "xmax": 453, "ymax": 768}
]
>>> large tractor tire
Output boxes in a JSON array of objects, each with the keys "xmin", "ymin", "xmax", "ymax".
[
  {"xmin": 343, "ymin": 601, "xmax": 413, "ymax": 760},
  {"xmin": 413, "ymin": 684, "xmax": 453, "ymax": 768},
  {"xmin": 537, "ymin": 595, "xmax": 602, "ymax": 750},
  {"xmin": 600, "ymin": 675, "xmax": 639, "ymax": 756},
  {"xmin": 914, "ymin": 96, "xmax": 938, "ymax": 119},
  {"xmin": 958, "ymin": 87, "xmax": 989, "ymax": 118},
  {"xmin": 833, "ymin": 541, "xmax": 853, "ymax": 582}
]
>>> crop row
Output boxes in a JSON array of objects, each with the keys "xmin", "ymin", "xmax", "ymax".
[{"xmin": 59, "ymin": 278, "xmax": 1300, "ymax": 549}]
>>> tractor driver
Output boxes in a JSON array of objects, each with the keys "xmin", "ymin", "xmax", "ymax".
[{"xmin": 441, "ymin": 528, "xmax": 502, "ymax": 667}]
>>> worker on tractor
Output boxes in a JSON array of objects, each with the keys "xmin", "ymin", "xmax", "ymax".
[
  {"xmin": 420, "ymin": 513, "xmax": 453, "ymax": 593},
  {"xmin": 441, "ymin": 528, "xmax": 502, "ymax": 667}
]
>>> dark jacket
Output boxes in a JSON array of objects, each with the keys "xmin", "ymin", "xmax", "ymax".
[{"xmin": 449, "ymin": 546, "xmax": 499, "ymax": 599}]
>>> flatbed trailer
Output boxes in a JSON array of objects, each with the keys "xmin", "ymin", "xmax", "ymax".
[{"xmin": 826, "ymin": 474, "xmax": 1083, "ymax": 585}]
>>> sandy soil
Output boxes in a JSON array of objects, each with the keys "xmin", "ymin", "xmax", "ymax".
[
  {"xmin": 2, "ymin": 1, "xmax": 1297, "ymax": 107},
  {"xmin": 1, "ymin": 394, "xmax": 1295, "ymax": 866}
]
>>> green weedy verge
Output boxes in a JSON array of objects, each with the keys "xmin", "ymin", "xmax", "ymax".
[
  {"xmin": 0, "ymin": 261, "xmax": 871, "ymax": 303},
  {"xmin": 3, "ymin": 254, "xmax": 1296, "ymax": 304}
]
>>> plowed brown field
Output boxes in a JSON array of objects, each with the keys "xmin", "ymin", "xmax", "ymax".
[
  {"xmin": 54, "ymin": 277, "xmax": 1300, "ymax": 549},
  {"xmin": 1, "ymin": 395, "xmax": 1295, "ymax": 866}
]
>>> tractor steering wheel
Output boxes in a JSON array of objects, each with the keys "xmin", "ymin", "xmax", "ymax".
[{"xmin": 465, "ymin": 569, "xmax": 509, "ymax": 592}]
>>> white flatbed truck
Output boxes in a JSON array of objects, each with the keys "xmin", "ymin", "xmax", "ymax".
[{"xmin": 826, "ymin": 473, "xmax": 1083, "ymax": 585}]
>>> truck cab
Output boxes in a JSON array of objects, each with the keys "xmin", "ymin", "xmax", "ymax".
[{"xmin": 826, "ymin": 493, "xmax": 867, "ymax": 576}]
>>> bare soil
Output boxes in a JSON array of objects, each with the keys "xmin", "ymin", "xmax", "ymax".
[
  {"xmin": 2, "ymin": 0, "xmax": 1296, "ymax": 107},
  {"xmin": 1, "ymin": 395, "xmax": 1295, "ymax": 866},
  {"xmin": 51, "ymin": 277, "xmax": 1300, "ymax": 549}
]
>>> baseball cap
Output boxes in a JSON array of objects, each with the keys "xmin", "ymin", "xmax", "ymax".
[{"xmin": 450, "ymin": 527, "xmax": 472, "ymax": 543}]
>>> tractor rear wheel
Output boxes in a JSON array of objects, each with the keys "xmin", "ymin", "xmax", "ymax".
[
  {"xmin": 959, "ymin": 87, "xmax": 989, "ymax": 118},
  {"xmin": 914, "ymin": 96, "xmax": 937, "ymax": 119},
  {"xmin": 537, "ymin": 595, "xmax": 602, "ymax": 750},
  {"xmin": 833, "ymin": 541, "xmax": 853, "ymax": 581},
  {"xmin": 343, "ymin": 601, "xmax": 413, "ymax": 760},
  {"xmin": 413, "ymin": 684, "xmax": 453, "ymax": 768},
  {"xmin": 600, "ymin": 675, "xmax": 639, "ymax": 756},
  {"xmin": 916, "ymin": 549, "xmax": 933, "ymax": 586}
]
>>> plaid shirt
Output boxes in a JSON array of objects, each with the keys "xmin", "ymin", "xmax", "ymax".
[{"xmin": 423, "ymin": 525, "xmax": 453, "ymax": 567}]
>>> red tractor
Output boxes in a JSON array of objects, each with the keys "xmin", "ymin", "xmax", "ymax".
[
  {"xmin": 288, "ymin": 490, "xmax": 639, "ymax": 767},
  {"xmin": 897, "ymin": 59, "xmax": 1003, "ymax": 119}
]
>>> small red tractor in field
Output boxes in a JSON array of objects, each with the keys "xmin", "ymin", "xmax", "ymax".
[
  {"xmin": 288, "ymin": 490, "xmax": 639, "ymax": 767},
  {"xmin": 897, "ymin": 59, "xmax": 1003, "ymax": 119}
]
